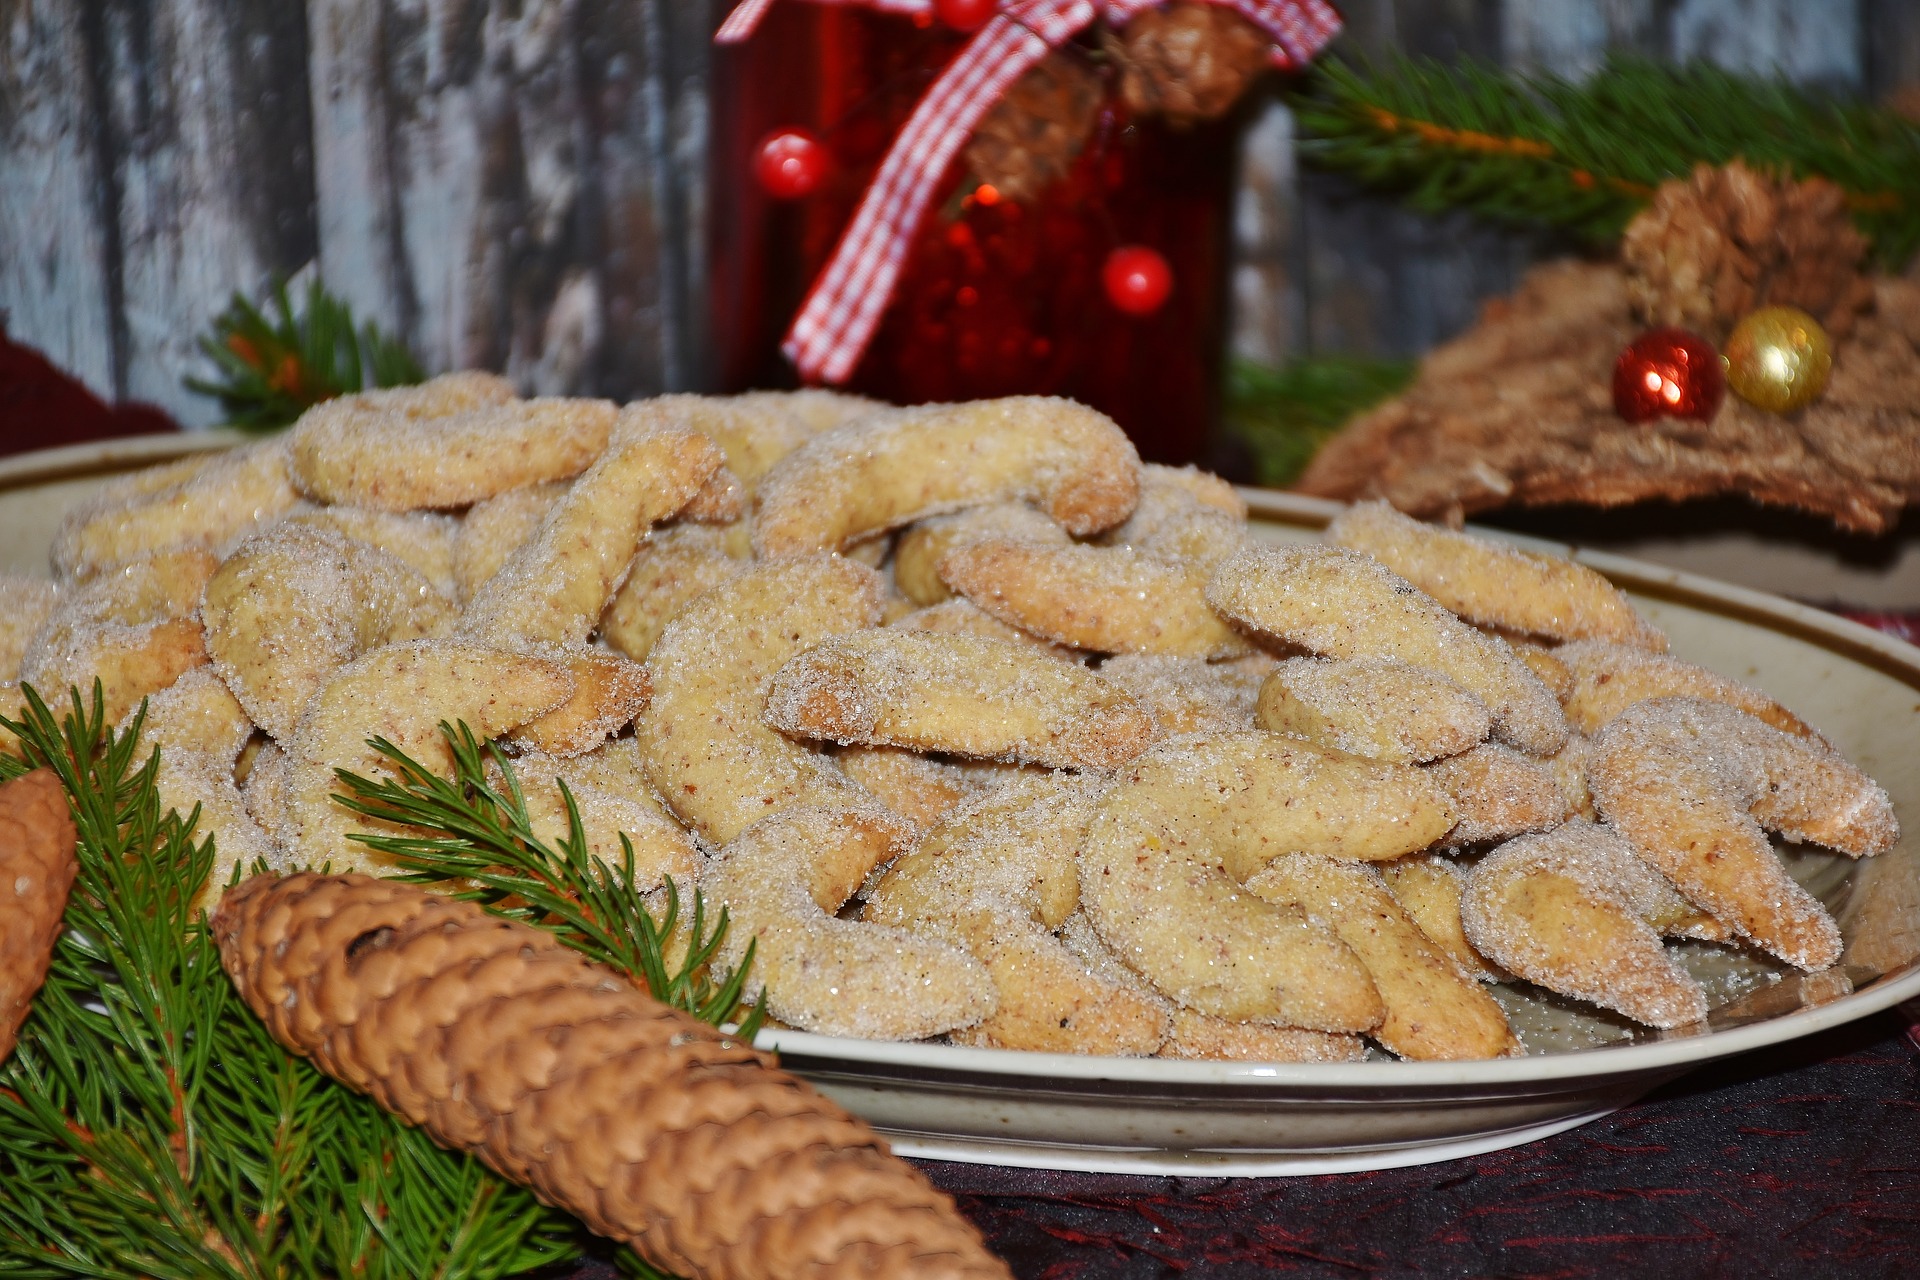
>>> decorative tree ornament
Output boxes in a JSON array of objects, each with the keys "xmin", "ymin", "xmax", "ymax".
[
  {"xmin": 935, "ymin": 0, "xmax": 997, "ymax": 31},
  {"xmin": 1102, "ymin": 246, "xmax": 1173, "ymax": 316},
  {"xmin": 753, "ymin": 128, "xmax": 829, "ymax": 199},
  {"xmin": 1611, "ymin": 327, "xmax": 1725, "ymax": 424},
  {"xmin": 1724, "ymin": 306, "xmax": 1833, "ymax": 413}
]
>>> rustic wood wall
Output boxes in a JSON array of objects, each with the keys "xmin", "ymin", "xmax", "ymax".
[{"xmin": 4, "ymin": 0, "xmax": 1916, "ymax": 428}]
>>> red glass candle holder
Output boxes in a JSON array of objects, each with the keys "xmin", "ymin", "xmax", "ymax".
[{"xmin": 708, "ymin": 5, "xmax": 1244, "ymax": 465}]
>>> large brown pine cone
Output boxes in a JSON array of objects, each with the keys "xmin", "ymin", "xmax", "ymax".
[
  {"xmin": 1622, "ymin": 160, "xmax": 1874, "ymax": 339},
  {"xmin": 213, "ymin": 872, "xmax": 1012, "ymax": 1280},
  {"xmin": 965, "ymin": 52, "xmax": 1103, "ymax": 202},
  {"xmin": 1108, "ymin": 2, "xmax": 1271, "ymax": 126}
]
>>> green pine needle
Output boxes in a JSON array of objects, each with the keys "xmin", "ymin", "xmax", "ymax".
[
  {"xmin": 330, "ymin": 722, "xmax": 763, "ymax": 1038},
  {"xmin": 1224, "ymin": 355, "xmax": 1415, "ymax": 488},
  {"xmin": 1293, "ymin": 54, "xmax": 1920, "ymax": 269},
  {"xmin": 0, "ymin": 684, "xmax": 579, "ymax": 1279},
  {"xmin": 185, "ymin": 278, "xmax": 425, "ymax": 433}
]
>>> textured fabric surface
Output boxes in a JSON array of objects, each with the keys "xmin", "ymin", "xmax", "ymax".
[{"xmin": 561, "ymin": 1010, "xmax": 1920, "ymax": 1277}]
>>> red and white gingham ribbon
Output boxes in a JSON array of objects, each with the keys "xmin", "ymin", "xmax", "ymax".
[{"xmin": 719, "ymin": 0, "xmax": 1342, "ymax": 384}]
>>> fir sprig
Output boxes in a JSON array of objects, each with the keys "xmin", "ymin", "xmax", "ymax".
[
  {"xmin": 1225, "ymin": 355, "xmax": 1414, "ymax": 488},
  {"xmin": 0, "ymin": 685, "xmax": 577, "ymax": 1279},
  {"xmin": 330, "ymin": 723, "xmax": 762, "ymax": 1036},
  {"xmin": 186, "ymin": 278, "xmax": 424, "ymax": 433},
  {"xmin": 1293, "ymin": 55, "xmax": 1920, "ymax": 268}
]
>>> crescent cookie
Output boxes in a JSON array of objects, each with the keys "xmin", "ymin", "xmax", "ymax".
[{"xmin": 752, "ymin": 397, "xmax": 1141, "ymax": 556}]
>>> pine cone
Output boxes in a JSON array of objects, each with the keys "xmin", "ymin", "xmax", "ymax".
[
  {"xmin": 1108, "ymin": 2, "xmax": 1271, "ymax": 126},
  {"xmin": 212, "ymin": 873, "xmax": 1011, "ymax": 1280},
  {"xmin": 1622, "ymin": 160, "xmax": 1873, "ymax": 339},
  {"xmin": 965, "ymin": 52, "xmax": 1102, "ymax": 203},
  {"xmin": 0, "ymin": 770, "xmax": 78, "ymax": 1065}
]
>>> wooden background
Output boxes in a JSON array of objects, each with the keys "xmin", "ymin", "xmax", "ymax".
[{"xmin": 4, "ymin": 0, "xmax": 1918, "ymax": 429}]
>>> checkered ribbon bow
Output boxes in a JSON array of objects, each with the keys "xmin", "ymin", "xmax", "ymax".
[{"xmin": 717, "ymin": 0, "xmax": 1342, "ymax": 384}]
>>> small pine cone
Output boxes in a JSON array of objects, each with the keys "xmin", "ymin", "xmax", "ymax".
[
  {"xmin": 1622, "ymin": 160, "xmax": 1872, "ymax": 339},
  {"xmin": 212, "ymin": 873, "xmax": 1011, "ymax": 1280},
  {"xmin": 1108, "ymin": 2, "xmax": 1272, "ymax": 126},
  {"xmin": 0, "ymin": 770, "xmax": 78, "ymax": 1065},
  {"xmin": 965, "ymin": 52, "xmax": 1102, "ymax": 203}
]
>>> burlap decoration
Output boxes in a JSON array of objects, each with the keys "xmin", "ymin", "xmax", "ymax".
[
  {"xmin": 0, "ymin": 770, "xmax": 78, "ymax": 1065},
  {"xmin": 1297, "ymin": 260, "xmax": 1920, "ymax": 535},
  {"xmin": 212, "ymin": 873, "xmax": 1011, "ymax": 1280},
  {"xmin": 965, "ymin": 52, "xmax": 1103, "ymax": 202},
  {"xmin": 1108, "ymin": 2, "xmax": 1271, "ymax": 125},
  {"xmin": 1622, "ymin": 160, "xmax": 1875, "ymax": 339}
]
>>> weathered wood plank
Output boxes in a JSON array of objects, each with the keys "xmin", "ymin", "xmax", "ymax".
[
  {"xmin": 101, "ymin": 0, "xmax": 318, "ymax": 425},
  {"xmin": 306, "ymin": 0, "xmax": 708, "ymax": 402},
  {"xmin": 1231, "ymin": 100, "xmax": 1298, "ymax": 366},
  {"xmin": 1503, "ymin": 0, "xmax": 1663, "ymax": 78},
  {"xmin": 1670, "ymin": 0, "xmax": 1862, "ymax": 90},
  {"xmin": 1864, "ymin": 0, "xmax": 1920, "ymax": 103},
  {"xmin": 0, "ymin": 0, "xmax": 118, "ymax": 402}
]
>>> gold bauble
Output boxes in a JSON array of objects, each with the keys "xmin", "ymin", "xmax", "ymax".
[{"xmin": 1724, "ymin": 306, "xmax": 1833, "ymax": 413}]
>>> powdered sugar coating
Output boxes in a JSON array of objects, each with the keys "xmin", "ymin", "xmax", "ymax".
[
  {"xmin": 942, "ymin": 540, "xmax": 1246, "ymax": 658},
  {"xmin": 889, "ymin": 598, "xmax": 1075, "ymax": 659},
  {"xmin": 454, "ymin": 482, "xmax": 566, "ymax": 600},
  {"xmin": 637, "ymin": 555, "xmax": 887, "ymax": 844},
  {"xmin": 284, "ymin": 640, "xmax": 575, "ymax": 875},
  {"xmin": 0, "ymin": 577, "xmax": 59, "ymax": 683},
  {"xmin": 22, "ymin": 548, "xmax": 218, "ymax": 725},
  {"xmin": 500, "ymin": 747, "xmax": 699, "ymax": 894},
  {"xmin": 1079, "ymin": 732, "xmax": 1458, "ymax": 1028},
  {"xmin": 122, "ymin": 669, "xmax": 284, "ymax": 912},
  {"xmin": 53, "ymin": 440, "xmax": 301, "ymax": 582},
  {"xmin": 284, "ymin": 505, "xmax": 461, "ymax": 602},
  {"xmin": 203, "ymin": 522, "xmax": 456, "ymax": 741},
  {"xmin": 1096, "ymin": 652, "xmax": 1270, "ymax": 736},
  {"xmin": 835, "ymin": 746, "xmax": 988, "ymax": 831},
  {"xmin": 1244, "ymin": 853, "xmax": 1517, "ymax": 1060},
  {"xmin": 1329, "ymin": 501, "xmax": 1667, "ymax": 650},
  {"xmin": 764, "ymin": 630, "xmax": 1152, "ymax": 769},
  {"xmin": 1589, "ymin": 697, "xmax": 1896, "ymax": 969},
  {"xmin": 1207, "ymin": 543, "xmax": 1569, "ymax": 755},
  {"xmin": 457, "ymin": 413, "xmax": 726, "ymax": 648},
  {"xmin": 702, "ymin": 805, "xmax": 989, "ymax": 1040},
  {"xmin": 1424, "ymin": 743, "xmax": 1568, "ymax": 848},
  {"xmin": 868, "ymin": 774, "xmax": 1166, "ymax": 1055},
  {"xmin": 1097, "ymin": 463, "xmax": 1250, "ymax": 570},
  {"xmin": 892, "ymin": 503, "xmax": 1069, "ymax": 606},
  {"xmin": 291, "ymin": 381, "xmax": 613, "ymax": 511},
  {"xmin": 1056, "ymin": 913, "xmax": 1362, "ymax": 1062},
  {"xmin": 1256, "ymin": 657, "xmax": 1491, "ymax": 764},
  {"xmin": 599, "ymin": 524, "xmax": 746, "ymax": 663},
  {"xmin": 752, "ymin": 397, "xmax": 1141, "ymax": 556},
  {"xmin": 1461, "ymin": 822, "xmax": 1709, "ymax": 1028},
  {"xmin": 1558, "ymin": 638, "xmax": 1823, "ymax": 739},
  {"xmin": 1379, "ymin": 855, "xmax": 1509, "ymax": 984},
  {"xmin": 507, "ymin": 645, "xmax": 651, "ymax": 757}
]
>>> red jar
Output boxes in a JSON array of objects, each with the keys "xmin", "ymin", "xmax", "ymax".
[{"xmin": 707, "ymin": 4, "xmax": 1243, "ymax": 465}]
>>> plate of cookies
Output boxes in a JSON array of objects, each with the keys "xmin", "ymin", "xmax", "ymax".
[{"xmin": 6, "ymin": 381, "xmax": 1917, "ymax": 1177}]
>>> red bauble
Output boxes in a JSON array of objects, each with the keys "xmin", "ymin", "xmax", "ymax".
[
  {"xmin": 1611, "ymin": 327, "xmax": 1725, "ymax": 423},
  {"xmin": 753, "ymin": 129, "xmax": 828, "ymax": 199},
  {"xmin": 1102, "ymin": 246, "xmax": 1173, "ymax": 317},
  {"xmin": 935, "ymin": 0, "xmax": 998, "ymax": 32}
]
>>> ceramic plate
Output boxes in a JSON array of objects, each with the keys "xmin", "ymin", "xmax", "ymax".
[{"xmin": 6, "ymin": 447, "xmax": 1918, "ymax": 1176}]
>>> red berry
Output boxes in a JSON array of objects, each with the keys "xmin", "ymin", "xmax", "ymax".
[
  {"xmin": 754, "ymin": 129, "xmax": 828, "ymax": 200},
  {"xmin": 935, "ymin": 0, "xmax": 997, "ymax": 32},
  {"xmin": 1102, "ymin": 246, "xmax": 1172, "ymax": 317},
  {"xmin": 1611, "ymin": 327, "xmax": 1724, "ymax": 423}
]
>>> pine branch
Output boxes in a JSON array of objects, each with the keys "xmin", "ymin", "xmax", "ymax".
[
  {"xmin": 185, "ymin": 278, "xmax": 425, "ymax": 433},
  {"xmin": 330, "ymin": 723, "xmax": 763, "ymax": 1037},
  {"xmin": 0, "ymin": 685, "xmax": 577, "ymax": 1280},
  {"xmin": 1224, "ymin": 355, "xmax": 1414, "ymax": 488},
  {"xmin": 1292, "ymin": 55, "xmax": 1920, "ymax": 268}
]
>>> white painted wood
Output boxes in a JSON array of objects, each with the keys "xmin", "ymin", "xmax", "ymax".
[
  {"xmin": 0, "ymin": 0, "xmax": 117, "ymax": 401},
  {"xmin": 1671, "ymin": 0, "xmax": 1863, "ymax": 89},
  {"xmin": 1231, "ymin": 100, "xmax": 1298, "ymax": 366},
  {"xmin": 106, "ymin": 0, "xmax": 279, "ymax": 426},
  {"xmin": 1504, "ymin": 0, "xmax": 1660, "ymax": 79}
]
